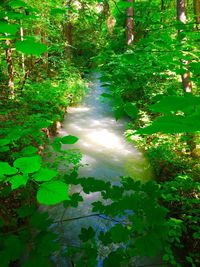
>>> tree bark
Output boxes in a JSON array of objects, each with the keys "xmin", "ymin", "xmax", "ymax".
[
  {"xmin": 161, "ymin": 0, "xmax": 165, "ymax": 23},
  {"xmin": 177, "ymin": 0, "xmax": 196, "ymax": 155},
  {"xmin": 177, "ymin": 0, "xmax": 192, "ymax": 93},
  {"xmin": 64, "ymin": 0, "xmax": 73, "ymax": 58},
  {"xmin": 193, "ymin": 0, "xmax": 200, "ymax": 30},
  {"xmin": 20, "ymin": 22, "xmax": 25, "ymax": 74},
  {"xmin": 5, "ymin": 40, "xmax": 14, "ymax": 97},
  {"xmin": 126, "ymin": 0, "xmax": 134, "ymax": 45}
]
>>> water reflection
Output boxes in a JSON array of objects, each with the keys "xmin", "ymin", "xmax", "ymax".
[
  {"xmin": 60, "ymin": 75, "xmax": 151, "ymax": 181},
  {"xmin": 48, "ymin": 74, "xmax": 152, "ymax": 266}
]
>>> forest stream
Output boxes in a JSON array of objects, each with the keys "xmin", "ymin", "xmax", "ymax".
[{"xmin": 45, "ymin": 74, "xmax": 153, "ymax": 267}]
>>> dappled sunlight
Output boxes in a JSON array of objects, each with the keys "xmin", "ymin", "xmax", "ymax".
[
  {"xmin": 60, "ymin": 76, "xmax": 151, "ymax": 182},
  {"xmin": 88, "ymin": 129, "xmax": 125, "ymax": 149},
  {"xmin": 67, "ymin": 106, "xmax": 91, "ymax": 113}
]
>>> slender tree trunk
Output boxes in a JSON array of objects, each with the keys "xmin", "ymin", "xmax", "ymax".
[
  {"xmin": 161, "ymin": 0, "xmax": 165, "ymax": 23},
  {"xmin": 42, "ymin": 33, "xmax": 49, "ymax": 73},
  {"xmin": 177, "ymin": 0, "xmax": 197, "ymax": 155},
  {"xmin": 126, "ymin": 0, "xmax": 134, "ymax": 45},
  {"xmin": 65, "ymin": 0, "xmax": 73, "ymax": 58},
  {"xmin": 5, "ymin": 40, "xmax": 14, "ymax": 97},
  {"xmin": 177, "ymin": 0, "xmax": 192, "ymax": 93},
  {"xmin": 103, "ymin": 0, "xmax": 110, "ymax": 19},
  {"xmin": 193, "ymin": 0, "xmax": 200, "ymax": 30},
  {"xmin": 20, "ymin": 21, "xmax": 25, "ymax": 74}
]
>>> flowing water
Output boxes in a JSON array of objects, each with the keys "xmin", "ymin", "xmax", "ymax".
[{"xmin": 46, "ymin": 74, "xmax": 153, "ymax": 266}]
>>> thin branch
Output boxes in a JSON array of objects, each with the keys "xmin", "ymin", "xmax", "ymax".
[
  {"xmin": 20, "ymin": 58, "xmax": 42, "ymax": 90},
  {"xmin": 53, "ymin": 213, "xmax": 100, "ymax": 223},
  {"xmin": 53, "ymin": 213, "xmax": 128, "ymax": 225}
]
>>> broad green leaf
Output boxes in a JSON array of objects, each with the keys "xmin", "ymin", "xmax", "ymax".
[
  {"xmin": 110, "ymin": 224, "xmax": 130, "ymax": 243},
  {"xmin": 103, "ymin": 250, "xmax": 123, "ymax": 267},
  {"xmin": 7, "ymin": 12, "xmax": 24, "ymax": 20},
  {"xmin": 61, "ymin": 135, "xmax": 79, "ymax": 144},
  {"xmin": 0, "ymin": 146, "xmax": 10, "ymax": 152},
  {"xmin": 0, "ymin": 139, "xmax": 10, "ymax": 147},
  {"xmin": 9, "ymin": 0, "xmax": 28, "ymax": 8},
  {"xmin": 33, "ymin": 168, "xmax": 58, "ymax": 182},
  {"xmin": 0, "ymin": 162, "xmax": 18, "ymax": 176},
  {"xmin": 51, "ymin": 140, "xmax": 61, "ymax": 151},
  {"xmin": 134, "ymin": 232, "xmax": 162, "ymax": 257},
  {"xmin": 137, "ymin": 115, "xmax": 200, "ymax": 134},
  {"xmin": 150, "ymin": 95, "xmax": 200, "ymax": 114},
  {"xmin": 9, "ymin": 174, "xmax": 28, "ymax": 189},
  {"xmin": 124, "ymin": 102, "xmax": 138, "ymax": 119},
  {"xmin": 114, "ymin": 107, "xmax": 124, "ymax": 120},
  {"xmin": 99, "ymin": 231, "xmax": 112, "ymax": 245},
  {"xmin": 36, "ymin": 232, "xmax": 60, "ymax": 256},
  {"xmin": 118, "ymin": 1, "xmax": 133, "ymax": 9},
  {"xmin": 16, "ymin": 204, "xmax": 36, "ymax": 218},
  {"xmin": 64, "ymin": 193, "xmax": 83, "ymax": 208},
  {"xmin": 14, "ymin": 156, "xmax": 41, "ymax": 174},
  {"xmin": 50, "ymin": 8, "xmax": 66, "ymax": 16},
  {"xmin": 37, "ymin": 181, "xmax": 70, "ymax": 205},
  {"xmin": 101, "ymin": 93, "xmax": 112, "ymax": 98},
  {"xmin": 0, "ymin": 23, "xmax": 19, "ymax": 35},
  {"xmin": 4, "ymin": 235, "xmax": 24, "ymax": 261},
  {"xmin": 190, "ymin": 62, "xmax": 200, "ymax": 75},
  {"xmin": 30, "ymin": 211, "xmax": 52, "ymax": 230},
  {"xmin": 51, "ymin": 137, "xmax": 62, "ymax": 151},
  {"xmin": 21, "ymin": 146, "xmax": 38, "ymax": 156},
  {"xmin": 16, "ymin": 40, "xmax": 47, "ymax": 57},
  {"xmin": 79, "ymin": 227, "xmax": 95, "ymax": 242}
]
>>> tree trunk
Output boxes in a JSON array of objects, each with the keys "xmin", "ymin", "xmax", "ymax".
[
  {"xmin": 161, "ymin": 0, "xmax": 165, "ymax": 23},
  {"xmin": 42, "ymin": 32, "xmax": 49, "ymax": 73},
  {"xmin": 20, "ymin": 21, "xmax": 25, "ymax": 74},
  {"xmin": 64, "ymin": 0, "xmax": 73, "ymax": 58},
  {"xmin": 177, "ymin": 0, "xmax": 192, "ymax": 93},
  {"xmin": 177, "ymin": 0, "xmax": 196, "ymax": 155},
  {"xmin": 193, "ymin": 0, "xmax": 200, "ymax": 30},
  {"xmin": 126, "ymin": 0, "xmax": 134, "ymax": 45},
  {"xmin": 5, "ymin": 40, "xmax": 14, "ymax": 97}
]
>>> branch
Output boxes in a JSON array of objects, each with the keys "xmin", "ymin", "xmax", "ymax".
[
  {"xmin": 53, "ymin": 213, "xmax": 100, "ymax": 224},
  {"xmin": 53, "ymin": 213, "xmax": 128, "ymax": 225},
  {"xmin": 20, "ymin": 58, "xmax": 42, "ymax": 90}
]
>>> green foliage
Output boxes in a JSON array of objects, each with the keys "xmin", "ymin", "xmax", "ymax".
[
  {"xmin": 14, "ymin": 156, "xmax": 42, "ymax": 174},
  {"xmin": 32, "ymin": 168, "xmax": 58, "ymax": 182},
  {"xmin": 61, "ymin": 135, "xmax": 79, "ymax": 144},
  {"xmin": 37, "ymin": 181, "xmax": 70, "ymax": 205},
  {"xmin": 16, "ymin": 40, "xmax": 47, "ymax": 57},
  {"xmin": 0, "ymin": 0, "xmax": 199, "ymax": 266}
]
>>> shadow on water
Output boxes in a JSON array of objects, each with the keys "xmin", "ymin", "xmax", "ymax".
[{"xmin": 44, "ymin": 74, "xmax": 163, "ymax": 267}]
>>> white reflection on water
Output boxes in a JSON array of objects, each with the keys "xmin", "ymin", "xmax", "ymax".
[
  {"xmin": 59, "ymin": 75, "xmax": 151, "ymax": 181},
  {"xmin": 47, "ymin": 74, "xmax": 152, "ymax": 267}
]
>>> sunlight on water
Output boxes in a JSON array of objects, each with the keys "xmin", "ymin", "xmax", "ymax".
[
  {"xmin": 60, "ymin": 74, "xmax": 151, "ymax": 181},
  {"xmin": 47, "ymin": 74, "xmax": 153, "ymax": 267},
  {"xmin": 88, "ymin": 129, "xmax": 124, "ymax": 149}
]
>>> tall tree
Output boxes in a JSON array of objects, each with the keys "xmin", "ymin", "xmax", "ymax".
[
  {"xmin": 5, "ymin": 40, "xmax": 14, "ymax": 97},
  {"xmin": 126, "ymin": 0, "xmax": 134, "ymax": 45},
  {"xmin": 193, "ymin": 0, "xmax": 200, "ymax": 30},
  {"xmin": 64, "ymin": 0, "xmax": 73, "ymax": 58},
  {"xmin": 177, "ymin": 0, "xmax": 192, "ymax": 93}
]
